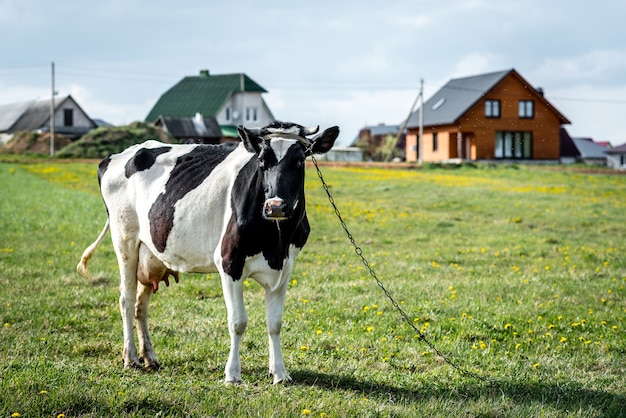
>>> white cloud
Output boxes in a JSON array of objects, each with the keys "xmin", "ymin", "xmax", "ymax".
[{"xmin": 534, "ymin": 49, "xmax": 626, "ymax": 84}]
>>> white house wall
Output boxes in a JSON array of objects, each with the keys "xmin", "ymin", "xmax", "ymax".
[
  {"xmin": 216, "ymin": 92, "xmax": 274, "ymax": 128},
  {"xmin": 606, "ymin": 154, "xmax": 626, "ymax": 170},
  {"xmin": 53, "ymin": 99, "xmax": 94, "ymax": 129}
]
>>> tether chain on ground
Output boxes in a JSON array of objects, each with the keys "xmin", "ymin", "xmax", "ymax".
[{"xmin": 311, "ymin": 155, "xmax": 490, "ymax": 382}]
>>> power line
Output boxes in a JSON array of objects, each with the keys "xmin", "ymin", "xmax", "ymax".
[{"xmin": 2, "ymin": 63, "xmax": 626, "ymax": 105}]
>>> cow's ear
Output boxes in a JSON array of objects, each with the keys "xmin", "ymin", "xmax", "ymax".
[
  {"xmin": 307, "ymin": 126, "xmax": 339, "ymax": 156},
  {"xmin": 238, "ymin": 125, "xmax": 261, "ymax": 154}
]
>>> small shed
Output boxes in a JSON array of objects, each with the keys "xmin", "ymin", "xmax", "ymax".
[
  {"xmin": 605, "ymin": 143, "xmax": 626, "ymax": 170},
  {"xmin": 560, "ymin": 129, "xmax": 608, "ymax": 165}
]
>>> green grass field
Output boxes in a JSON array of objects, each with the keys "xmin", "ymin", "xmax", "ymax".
[{"xmin": 0, "ymin": 160, "xmax": 624, "ymax": 417}]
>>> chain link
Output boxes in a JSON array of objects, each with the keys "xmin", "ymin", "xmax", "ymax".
[{"xmin": 310, "ymin": 156, "xmax": 489, "ymax": 381}]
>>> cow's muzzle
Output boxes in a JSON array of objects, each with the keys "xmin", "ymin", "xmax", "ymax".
[{"xmin": 264, "ymin": 197, "xmax": 294, "ymax": 220}]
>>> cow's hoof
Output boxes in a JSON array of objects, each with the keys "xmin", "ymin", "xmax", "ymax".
[
  {"xmin": 224, "ymin": 378, "xmax": 242, "ymax": 386},
  {"xmin": 144, "ymin": 360, "xmax": 161, "ymax": 371},
  {"xmin": 272, "ymin": 374, "xmax": 293, "ymax": 385},
  {"xmin": 123, "ymin": 359, "xmax": 142, "ymax": 370}
]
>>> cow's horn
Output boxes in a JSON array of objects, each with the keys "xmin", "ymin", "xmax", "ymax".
[{"xmin": 303, "ymin": 126, "xmax": 319, "ymax": 136}]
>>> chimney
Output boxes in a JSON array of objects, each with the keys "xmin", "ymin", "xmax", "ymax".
[
  {"xmin": 536, "ymin": 87, "xmax": 544, "ymax": 97},
  {"xmin": 199, "ymin": 69, "xmax": 209, "ymax": 77}
]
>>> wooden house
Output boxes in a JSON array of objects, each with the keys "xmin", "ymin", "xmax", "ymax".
[
  {"xmin": 405, "ymin": 69, "xmax": 570, "ymax": 162},
  {"xmin": 146, "ymin": 70, "xmax": 275, "ymax": 133}
]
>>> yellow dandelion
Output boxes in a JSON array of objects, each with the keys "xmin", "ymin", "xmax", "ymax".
[
  {"xmin": 300, "ymin": 345, "xmax": 308, "ymax": 351},
  {"xmin": 12, "ymin": 413, "xmax": 20, "ymax": 418},
  {"xmin": 366, "ymin": 326, "xmax": 374, "ymax": 332},
  {"xmin": 533, "ymin": 363, "xmax": 540, "ymax": 369},
  {"xmin": 302, "ymin": 409, "xmax": 312, "ymax": 415},
  {"xmin": 316, "ymin": 329, "xmax": 322, "ymax": 335}
]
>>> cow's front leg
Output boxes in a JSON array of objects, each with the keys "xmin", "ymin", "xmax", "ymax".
[
  {"xmin": 135, "ymin": 281, "xmax": 159, "ymax": 370},
  {"xmin": 265, "ymin": 280, "xmax": 290, "ymax": 384},
  {"xmin": 221, "ymin": 273, "xmax": 248, "ymax": 384}
]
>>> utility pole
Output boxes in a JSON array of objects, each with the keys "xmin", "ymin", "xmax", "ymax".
[
  {"xmin": 384, "ymin": 79, "xmax": 423, "ymax": 162},
  {"xmin": 50, "ymin": 61, "xmax": 55, "ymax": 157},
  {"xmin": 418, "ymin": 78, "xmax": 424, "ymax": 165}
]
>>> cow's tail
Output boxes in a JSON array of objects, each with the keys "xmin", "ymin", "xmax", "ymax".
[{"xmin": 77, "ymin": 219, "xmax": 110, "ymax": 280}]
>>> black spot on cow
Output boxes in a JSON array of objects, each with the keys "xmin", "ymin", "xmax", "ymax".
[
  {"xmin": 98, "ymin": 155, "xmax": 112, "ymax": 186},
  {"xmin": 220, "ymin": 157, "xmax": 310, "ymax": 280},
  {"xmin": 149, "ymin": 143, "xmax": 238, "ymax": 253},
  {"xmin": 125, "ymin": 147, "xmax": 172, "ymax": 178}
]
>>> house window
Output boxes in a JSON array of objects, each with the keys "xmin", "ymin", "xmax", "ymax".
[
  {"xmin": 518, "ymin": 100, "xmax": 534, "ymax": 118},
  {"xmin": 63, "ymin": 109, "xmax": 73, "ymax": 126},
  {"xmin": 245, "ymin": 107, "xmax": 258, "ymax": 122},
  {"xmin": 485, "ymin": 100, "xmax": 501, "ymax": 118},
  {"xmin": 225, "ymin": 107, "xmax": 230, "ymax": 121},
  {"xmin": 495, "ymin": 131, "xmax": 532, "ymax": 159},
  {"xmin": 432, "ymin": 132, "xmax": 438, "ymax": 152}
]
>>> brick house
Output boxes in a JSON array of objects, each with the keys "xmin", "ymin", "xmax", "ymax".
[{"xmin": 405, "ymin": 69, "xmax": 570, "ymax": 162}]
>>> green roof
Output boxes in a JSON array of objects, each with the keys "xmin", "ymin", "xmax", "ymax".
[{"xmin": 145, "ymin": 71, "xmax": 267, "ymax": 122}]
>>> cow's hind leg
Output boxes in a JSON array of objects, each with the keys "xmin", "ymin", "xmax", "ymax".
[
  {"xmin": 136, "ymin": 281, "xmax": 160, "ymax": 370},
  {"xmin": 220, "ymin": 273, "xmax": 247, "ymax": 384},
  {"xmin": 265, "ymin": 280, "xmax": 291, "ymax": 384},
  {"xmin": 119, "ymin": 258, "xmax": 142, "ymax": 369},
  {"xmin": 111, "ymin": 227, "xmax": 142, "ymax": 369}
]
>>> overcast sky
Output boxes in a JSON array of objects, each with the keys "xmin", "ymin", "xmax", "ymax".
[{"xmin": 1, "ymin": 0, "xmax": 625, "ymax": 146}]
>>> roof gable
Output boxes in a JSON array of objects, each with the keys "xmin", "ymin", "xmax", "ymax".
[
  {"xmin": 145, "ymin": 71, "xmax": 267, "ymax": 122},
  {"xmin": 407, "ymin": 69, "xmax": 569, "ymax": 128}
]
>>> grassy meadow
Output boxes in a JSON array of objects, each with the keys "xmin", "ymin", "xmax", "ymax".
[{"xmin": 0, "ymin": 159, "xmax": 624, "ymax": 417}]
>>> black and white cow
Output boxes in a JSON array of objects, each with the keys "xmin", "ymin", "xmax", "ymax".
[{"xmin": 77, "ymin": 121, "xmax": 339, "ymax": 384}]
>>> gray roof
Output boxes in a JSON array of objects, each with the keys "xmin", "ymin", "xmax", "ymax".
[
  {"xmin": 10, "ymin": 98, "xmax": 53, "ymax": 132},
  {"xmin": 349, "ymin": 124, "xmax": 401, "ymax": 145},
  {"xmin": 605, "ymin": 142, "xmax": 626, "ymax": 154},
  {"xmin": 156, "ymin": 114, "xmax": 222, "ymax": 138},
  {"xmin": 407, "ymin": 70, "xmax": 510, "ymax": 128},
  {"xmin": 0, "ymin": 100, "xmax": 35, "ymax": 131},
  {"xmin": 571, "ymin": 137, "xmax": 608, "ymax": 159},
  {"xmin": 0, "ymin": 95, "xmax": 96, "ymax": 134}
]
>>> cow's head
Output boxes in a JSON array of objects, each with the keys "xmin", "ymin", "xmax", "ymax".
[{"xmin": 238, "ymin": 121, "xmax": 339, "ymax": 221}]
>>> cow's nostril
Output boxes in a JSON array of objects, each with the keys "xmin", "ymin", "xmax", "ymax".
[{"xmin": 264, "ymin": 198, "xmax": 288, "ymax": 219}]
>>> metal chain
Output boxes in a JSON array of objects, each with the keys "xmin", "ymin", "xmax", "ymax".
[{"xmin": 310, "ymin": 156, "xmax": 489, "ymax": 381}]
